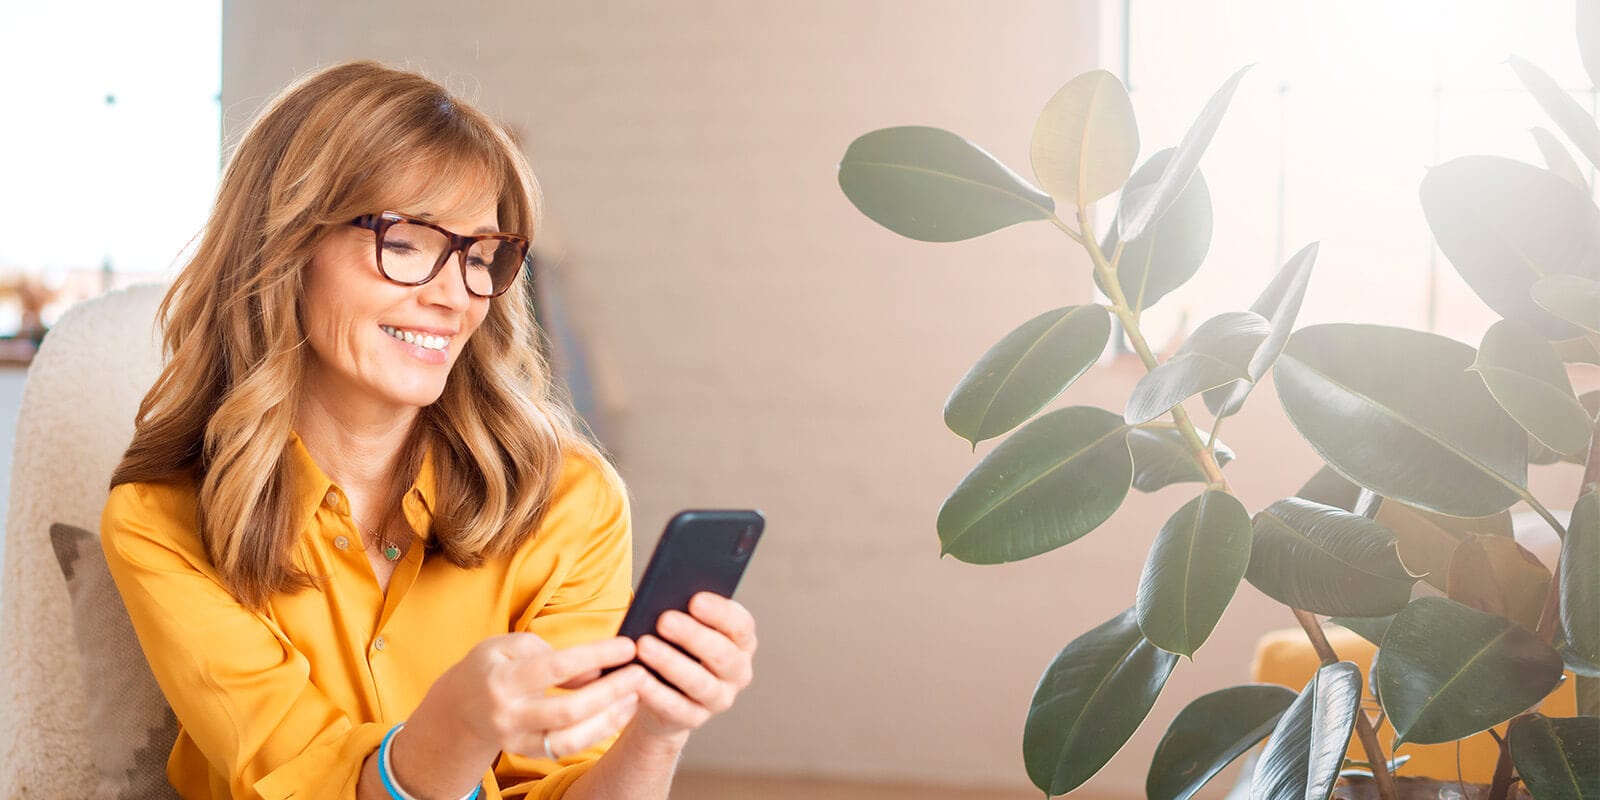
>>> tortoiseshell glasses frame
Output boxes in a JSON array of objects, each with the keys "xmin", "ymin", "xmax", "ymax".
[{"xmin": 349, "ymin": 210, "xmax": 531, "ymax": 298}]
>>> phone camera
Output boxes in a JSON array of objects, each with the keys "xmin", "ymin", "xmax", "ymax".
[{"xmin": 733, "ymin": 525, "xmax": 758, "ymax": 558}]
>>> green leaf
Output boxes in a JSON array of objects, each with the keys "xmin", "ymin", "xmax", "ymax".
[
  {"xmin": 1421, "ymin": 155, "xmax": 1600, "ymax": 339},
  {"xmin": 1510, "ymin": 56, "xmax": 1600, "ymax": 171},
  {"xmin": 1128, "ymin": 426, "xmax": 1234, "ymax": 493},
  {"xmin": 944, "ymin": 305, "xmax": 1111, "ymax": 447},
  {"xmin": 1117, "ymin": 66, "xmax": 1250, "ymax": 242},
  {"xmin": 1246, "ymin": 498, "xmax": 1416, "ymax": 617},
  {"xmin": 1137, "ymin": 490, "xmax": 1253, "ymax": 657},
  {"xmin": 1562, "ymin": 491, "xmax": 1600, "ymax": 671},
  {"xmin": 1204, "ymin": 242, "xmax": 1320, "ymax": 419},
  {"xmin": 1375, "ymin": 498, "xmax": 1512, "ymax": 592},
  {"xmin": 1508, "ymin": 714, "xmax": 1599, "ymax": 800},
  {"xmin": 1377, "ymin": 597, "xmax": 1566, "ymax": 746},
  {"xmin": 1098, "ymin": 148, "xmax": 1214, "ymax": 313},
  {"xmin": 1030, "ymin": 70, "xmax": 1139, "ymax": 208},
  {"xmin": 1250, "ymin": 662, "xmax": 1363, "ymax": 800},
  {"xmin": 1024, "ymin": 606, "xmax": 1178, "ymax": 796},
  {"xmin": 1447, "ymin": 535, "xmax": 1552, "ymax": 632},
  {"xmin": 1147, "ymin": 684, "xmax": 1296, "ymax": 800},
  {"xmin": 1472, "ymin": 320, "xmax": 1593, "ymax": 456},
  {"xmin": 1331, "ymin": 615, "xmax": 1396, "ymax": 646},
  {"xmin": 1532, "ymin": 126, "xmax": 1590, "ymax": 191},
  {"xmin": 838, "ymin": 126, "xmax": 1054, "ymax": 242},
  {"xmin": 1533, "ymin": 274, "xmax": 1600, "ymax": 336},
  {"xmin": 1125, "ymin": 311, "xmax": 1269, "ymax": 425},
  {"xmin": 937, "ymin": 406, "xmax": 1131, "ymax": 564},
  {"xmin": 1275, "ymin": 324, "xmax": 1528, "ymax": 518}
]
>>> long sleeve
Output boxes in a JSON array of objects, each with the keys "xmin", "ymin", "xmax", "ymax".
[
  {"xmin": 101, "ymin": 482, "xmax": 386, "ymax": 800},
  {"xmin": 496, "ymin": 454, "xmax": 635, "ymax": 798}
]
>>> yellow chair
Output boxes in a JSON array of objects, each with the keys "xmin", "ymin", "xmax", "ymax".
[{"xmin": 1250, "ymin": 626, "xmax": 1579, "ymax": 780}]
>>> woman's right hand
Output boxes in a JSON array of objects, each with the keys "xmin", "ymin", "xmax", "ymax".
[{"xmin": 385, "ymin": 634, "xmax": 645, "ymax": 797}]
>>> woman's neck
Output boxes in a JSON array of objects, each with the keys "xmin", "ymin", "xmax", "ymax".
[{"xmin": 293, "ymin": 390, "xmax": 419, "ymax": 503}]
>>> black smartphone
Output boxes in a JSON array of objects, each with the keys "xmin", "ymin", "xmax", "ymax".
[{"xmin": 602, "ymin": 509, "xmax": 765, "ymax": 683}]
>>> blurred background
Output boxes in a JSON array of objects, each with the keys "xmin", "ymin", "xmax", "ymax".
[{"xmin": 0, "ymin": 1, "xmax": 1594, "ymax": 797}]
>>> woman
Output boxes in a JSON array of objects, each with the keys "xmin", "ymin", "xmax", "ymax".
[{"xmin": 101, "ymin": 60, "xmax": 757, "ymax": 800}]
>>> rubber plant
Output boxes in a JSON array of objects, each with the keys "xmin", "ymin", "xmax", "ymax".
[{"xmin": 836, "ymin": 13, "xmax": 1600, "ymax": 800}]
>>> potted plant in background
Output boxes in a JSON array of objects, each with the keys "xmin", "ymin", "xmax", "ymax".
[{"xmin": 836, "ymin": 8, "xmax": 1600, "ymax": 800}]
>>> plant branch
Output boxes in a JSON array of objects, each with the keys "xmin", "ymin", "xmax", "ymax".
[
  {"xmin": 1047, "ymin": 214, "xmax": 1085, "ymax": 244},
  {"xmin": 1292, "ymin": 610, "xmax": 1400, "ymax": 800},
  {"xmin": 1487, "ymin": 726, "xmax": 1518, "ymax": 800}
]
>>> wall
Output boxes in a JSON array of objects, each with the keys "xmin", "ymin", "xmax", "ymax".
[{"xmin": 220, "ymin": 2, "xmax": 1587, "ymax": 796}]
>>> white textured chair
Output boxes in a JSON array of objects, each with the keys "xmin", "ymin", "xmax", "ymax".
[{"xmin": 0, "ymin": 284, "xmax": 174, "ymax": 799}]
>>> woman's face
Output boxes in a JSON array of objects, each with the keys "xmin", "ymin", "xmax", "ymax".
[{"xmin": 300, "ymin": 196, "xmax": 499, "ymax": 417}]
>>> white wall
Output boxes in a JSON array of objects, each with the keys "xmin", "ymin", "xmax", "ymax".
[{"xmin": 219, "ymin": 3, "xmax": 1587, "ymax": 796}]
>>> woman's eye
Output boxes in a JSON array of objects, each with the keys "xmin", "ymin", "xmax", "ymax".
[
  {"xmin": 383, "ymin": 242, "xmax": 419, "ymax": 254},
  {"xmin": 466, "ymin": 257, "xmax": 491, "ymax": 270}
]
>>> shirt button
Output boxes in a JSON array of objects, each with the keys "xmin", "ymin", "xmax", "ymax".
[
  {"xmin": 323, "ymin": 490, "xmax": 340, "ymax": 509},
  {"xmin": 333, "ymin": 535, "xmax": 349, "ymax": 550},
  {"xmin": 373, "ymin": 636, "xmax": 386, "ymax": 652}
]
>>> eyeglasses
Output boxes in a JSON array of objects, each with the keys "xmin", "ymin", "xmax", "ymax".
[{"xmin": 349, "ymin": 211, "xmax": 530, "ymax": 298}]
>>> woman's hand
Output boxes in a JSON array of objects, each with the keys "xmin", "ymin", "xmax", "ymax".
[
  {"xmin": 389, "ymin": 633, "xmax": 646, "ymax": 798},
  {"xmin": 629, "ymin": 592, "xmax": 758, "ymax": 744}
]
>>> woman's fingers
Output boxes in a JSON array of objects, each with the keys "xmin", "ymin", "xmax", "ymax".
[
  {"xmin": 511, "ymin": 693, "xmax": 640, "ymax": 761},
  {"xmin": 519, "ymin": 664, "xmax": 646, "ymax": 731},
  {"xmin": 499, "ymin": 635, "xmax": 636, "ymax": 689},
  {"xmin": 635, "ymin": 658, "xmax": 713, "ymax": 729},
  {"xmin": 687, "ymin": 592, "xmax": 759, "ymax": 653},
  {"xmin": 637, "ymin": 634, "xmax": 734, "ymax": 714},
  {"xmin": 655, "ymin": 609, "xmax": 752, "ymax": 688}
]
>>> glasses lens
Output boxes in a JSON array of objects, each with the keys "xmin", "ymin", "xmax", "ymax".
[
  {"xmin": 380, "ymin": 222, "xmax": 451, "ymax": 283},
  {"xmin": 465, "ymin": 238, "xmax": 527, "ymax": 296}
]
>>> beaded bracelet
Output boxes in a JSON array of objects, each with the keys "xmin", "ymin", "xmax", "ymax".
[{"xmin": 379, "ymin": 722, "xmax": 482, "ymax": 800}]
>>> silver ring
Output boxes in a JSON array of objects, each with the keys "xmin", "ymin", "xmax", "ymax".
[{"xmin": 542, "ymin": 731, "xmax": 557, "ymax": 761}]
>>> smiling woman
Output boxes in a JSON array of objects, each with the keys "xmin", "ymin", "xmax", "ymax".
[{"xmin": 98, "ymin": 61, "xmax": 757, "ymax": 800}]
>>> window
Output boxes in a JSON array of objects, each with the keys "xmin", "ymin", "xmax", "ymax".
[
  {"xmin": 0, "ymin": 1, "xmax": 221, "ymax": 333},
  {"xmin": 1114, "ymin": 0, "xmax": 1593, "ymax": 348}
]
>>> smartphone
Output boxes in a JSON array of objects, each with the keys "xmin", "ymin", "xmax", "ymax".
[{"xmin": 603, "ymin": 509, "xmax": 765, "ymax": 683}]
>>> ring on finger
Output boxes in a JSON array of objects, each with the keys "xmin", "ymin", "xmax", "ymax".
[{"xmin": 542, "ymin": 731, "xmax": 558, "ymax": 761}]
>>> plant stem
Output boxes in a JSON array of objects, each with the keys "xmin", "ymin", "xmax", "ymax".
[
  {"xmin": 1293, "ymin": 610, "xmax": 1401, "ymax": 800},
  {"xmin": 1487, "ymin": 726, "xmax": 1517, "ymax": 800},
  {"xmin": 1072, "ymin": 200, "xmax": 1398, "ymax": 800}
]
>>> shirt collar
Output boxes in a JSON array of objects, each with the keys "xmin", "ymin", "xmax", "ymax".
[{"xmin": 287, "ymin": 430, "xmax": 437, "ymax": 543}]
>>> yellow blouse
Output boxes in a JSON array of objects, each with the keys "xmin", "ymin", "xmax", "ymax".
[{"xmin": 100, "ymin": 431, "xmax": 634, "ymax": 800}]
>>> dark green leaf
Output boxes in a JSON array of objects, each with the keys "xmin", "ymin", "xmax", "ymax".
[
  {"xmin": 1098, "ymin": 148, "xmax": 1214, "ymax": 312},
  {"xmin": 1421, "ymin": 155, "xmax": 1600, "ymax": 339},
  {"xmin": 1250, "ymin": 662, "xmax": 1363, "ymax": 800},
  {"xmin": 1510, "ymin": 56, "xmax": 1600, "ymax": 171},
  {"xmin": 1126, "ymin": 311, "xmax": 1269, "ymax": 425},
  {"xmin": 944, "ymin": 305, "xmax": 1111, "ymax": 447},
  {"xmin": 1562, "ymin": 491, "xmax": 1600, "ymax": 671},
  {"xmin": 1377, "ymin": 597, "xmax": 1566, "ymax": 746},
  {"xmin": 1204, "ymin": 242, "xmax": 1320, "ymax": 419},
  {"xmin": 1128, "ymin": 425, "xmax": 1234, "ymax": 493},
  {"xmin": 1030, "ymin": 70, "xmax": 1139, "ymax": 207},
  {"xmin": 1024, "ymin": 606, "xmax": 1177, "ymax": 796},
  {"xmin": 838, "ymin": 126, "xmax": 1054, "ymax": 242},
  {"xmin": 938, "ymin": 407, "xmax": 1131, "ymax": 564},
  {"xmin": 1533, "ymin": 274, "xmax": 1600, "ymax": 336},
  {"xmin": 1532, "ymin": 126, "xmax": 1590, "ymax": 190},
  {"xmin": 1246, "ymin": 498, "xmax": 1416, "ymax": 617},
  {"xmin": 1147, "ymin": 684, "xmax": 1296, "ymax": 800},
  {"xmin": 1137, "ymin": 490, "xmax": 1253, "ymax": 656},
  {"xmin": 1473, "ymin": 320, "xmax": 1593, "ymax": 456},
  {"xmin": 1330, "ymin": 615, "xmax": 1395, "ymax": 646},
  {"xmin": 1117, "ymin": 66, "xmax": 1250, "ymax": 242},
  {"xmin": 1447, "ymin": 535, "xmax": 1552, "ymax": 631},
  {"xmin": 1276, "ymin": 324, "xmax": 1528, "ymax": 518},
  {"xmin": 1508, "ymin": 714, "xmax": 1599, "ymax": 800}
]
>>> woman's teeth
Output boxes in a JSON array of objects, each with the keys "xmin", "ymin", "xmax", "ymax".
[{"xmin": 381, "ymin": 325, "xmax": 450, "ymax": 351}]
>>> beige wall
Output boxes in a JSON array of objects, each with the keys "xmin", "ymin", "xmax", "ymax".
[{"xmin": 221, "ymin": 2, "xmax": 1585, "ymax": 796}]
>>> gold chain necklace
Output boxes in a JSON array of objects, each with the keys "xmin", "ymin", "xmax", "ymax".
[{"xmin": 354, "ymin": 517, "xmax": 404, "ymax": 562}]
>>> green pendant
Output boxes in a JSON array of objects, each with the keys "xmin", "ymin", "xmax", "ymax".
[{"xmin": 383, "ymin": 544, "xmax": 401, "ymax": 561}]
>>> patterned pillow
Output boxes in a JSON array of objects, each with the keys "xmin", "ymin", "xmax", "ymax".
[{"xmin": 48, "ymin": 523, "xmax": 179, "ymax": 800}]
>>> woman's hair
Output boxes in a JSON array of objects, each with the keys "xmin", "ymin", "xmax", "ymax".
[{"xmin": 110, "ymin": 60, "xmax": 609, "ymax": 611}]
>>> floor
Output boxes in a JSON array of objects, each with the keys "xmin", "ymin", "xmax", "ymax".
[{"xmin": 669, "ymin": 771, "xmax": 1044, "ymax": 800}]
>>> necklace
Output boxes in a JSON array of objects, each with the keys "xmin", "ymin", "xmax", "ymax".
[{"xmin": 355, "ymin": 517, "xmax": 404, "ymax": 562}]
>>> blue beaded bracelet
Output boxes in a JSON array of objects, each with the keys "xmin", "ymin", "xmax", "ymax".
[{"xmin": 379, "ymin": 723, "xmax": 482, "ymax": 800}]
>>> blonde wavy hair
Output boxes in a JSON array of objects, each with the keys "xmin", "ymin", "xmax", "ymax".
[{"xmin": 110, "ymin": 60, "xmax": 608, "ymax": 611}]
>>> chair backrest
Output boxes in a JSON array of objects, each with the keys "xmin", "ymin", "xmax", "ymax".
[{"xmin": 0, "ymin": 284, "xmax": 168, "ymax": 798}]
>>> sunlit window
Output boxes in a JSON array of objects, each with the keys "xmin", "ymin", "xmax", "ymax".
[
  {"xmin": 0, "ymin": 1, "xmax": 220, "ymax": 334},
  {"xmin": 1115, "ymin": 0, "xmax": 1593, "ymax": 348}
]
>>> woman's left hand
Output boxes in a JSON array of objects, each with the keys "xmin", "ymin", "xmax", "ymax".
[{"xmin": 629, "ymin": 591, "xmax": 757, "ymax": 744}]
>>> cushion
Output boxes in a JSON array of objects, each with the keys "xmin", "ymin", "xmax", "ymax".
[{"xmin": 49, "ymin": 522, "xmax": 179, "ymax": 800}]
